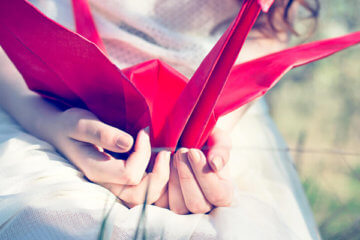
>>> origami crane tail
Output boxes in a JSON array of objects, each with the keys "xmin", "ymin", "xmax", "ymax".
[
  {"xmin": 71, "ymin": 0, "xmax": 107, "ymax": 53},
  {"xmin": 176, "ymin": 0, "xmax": 262, "ymax": 149},
  {"xmin": 215, "ymin": 31, "xmax": 360, "ymax": 118}
]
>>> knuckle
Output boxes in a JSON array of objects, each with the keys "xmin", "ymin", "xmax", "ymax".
[
  {"xmin": 101, "ymin": 165, "xmax": 126, "ymax": 185},
  {"xmin": 177, "ymin": 170, "xmax": 194, "ymax": 182},
  {"xmin": 83, "ymin": 169, "xmax": 99, "ymax": 183},
  {"xmin": 93, "ymin": 127, "xmax": 105, "ymax": 143},
  {"xmin": 186, "ymin": 200, "xmax": 211, "ymax": 214},
  {"xmin": 170, "ymin": 205, "xmax": 188, "ymax": 215},
  {"xmin": 63, "ymin": 109, "xmax": 98, "ymax": 136},
  {"xmin": 122, "ymin": 171, "xmax": 142, "ymax": 185},
  {"xmin": 152, "ymin": 170, "xmax": 169, "ymax": 185},
  {"xmin": 65, "ymin": 108, "xmax": 89, "ymax": 123},
  {"xmin": 124, "ymin": 191, "xmax": 145, "ymax": 206},
  {"xmin": 105, "ymin": 185, "xmax": 119, "ymax": 196},
  {"xmin": 62, "ymin": 108, "xmax": 82, "ymax": 119},
  {"xmin": 95, "ymin": 127, "xmax": 116, "ymax": 145},
  {"xmin": 108, "ymin": 175, "xmax": 124, "ymax": 185},
  {"xmin": 177, "ymin": 148, "xmax": 189, "ymax": 154},
  {"xmin": 73, "ymin": 117, "xmax": 88, "ymax": 134},
  {"xmin": 61, "ymin": 110, "xmax": 79, "ymax": 133},
  {"xmin": 207, "ymin": 192, "xmax": 232, "ymax": 207},
  {"xmin": 176, "ymin": 163, "xmax": 194, "ymax": 182},
  {"xmin": 110, "ymin": 134, "xmax": 120, "ymax": 147}
]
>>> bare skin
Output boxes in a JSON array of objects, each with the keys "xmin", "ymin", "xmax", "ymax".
[{"xmin": 0, "ymin": 48, "xmax": 233, "ymax": 213}]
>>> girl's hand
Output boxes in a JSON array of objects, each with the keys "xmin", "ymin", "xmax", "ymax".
[
  {"xmin": 156, "ymin": 128, "xmax": 234, "ymax": 214},
  {"xmin": 49, "ymin": 108, "xmax": 171, "ymax": 208},
  {"xmin": 0, "ymin": 50, "xmax": 170, "ymax": 207}
]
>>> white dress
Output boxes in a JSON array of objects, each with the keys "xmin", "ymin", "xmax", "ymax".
[{"xmin": 0, "ymin": 0, "xmax": 320, "ymax": 239}]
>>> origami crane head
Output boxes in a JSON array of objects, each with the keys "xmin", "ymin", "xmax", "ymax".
[{"xmin": 0, "ymin": 0, "xmax": 359, "ymax": 152}]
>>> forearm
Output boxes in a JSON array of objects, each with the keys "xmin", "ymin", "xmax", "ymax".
[{"xmin": 0, "ymin": 48, "xmax": 61, "ymax": 144}]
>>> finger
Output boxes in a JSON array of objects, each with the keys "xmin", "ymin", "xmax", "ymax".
[
  {"xmin": 101, "ymin": 184, "xmax": 140, "ymax": 209},
  {"xmin": 187, "ymin": 149, "xmax": 233, "ymax": 207},
  {"xmin": 169, "ymin": 155, "xmax": 188, "ymax": 215},
  {"xmin": 175, "ymin": 149, "xmax": 212, "ymax": 214},
  {"xmin": 123, "ymin": 150, "xmax": 171, "ymax": 204},
  {"xmin": 62, "ymin": 139, "xmax": 127, "ymax": 184},
  {"xmin": 104, "ymin": 151, "xmax": 171, "ymax": 208},
  {"xmin": 206, "ymin": 128, "xmax": 232, "ymax": 172},
  {"xmin": 63, "ymin": 128, "xmax": 150, "ymax": 185},
  {"xmin": 104, "ymin": 183, "xmax": 145, "ymax": 209},
  {"xmin": 155, "ymin": 190, "xmax": 169, "ymax": 208},
  {"xmin": 67, "ymin": 110, "xmax": 133, "ymax": 152},
  {"xmin": 122, "ymin": 128, "xmax": 151, "ymax": 184},
  {"xmin": 146, "ymin": 151, "xmax": 171, "ymax": 203}
]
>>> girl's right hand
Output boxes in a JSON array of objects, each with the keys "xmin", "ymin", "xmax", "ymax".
[{"xmin": 48, "ymin": 108, "xmax": 171, "ymax": 208}]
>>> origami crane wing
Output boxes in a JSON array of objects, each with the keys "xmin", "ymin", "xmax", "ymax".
[
  {"xmin": 159, "ymin": 0, "xmax": 360, "ymax": 148},
  {"xmin": 0, "ymin": 0, "xmax": 359, "ymax": 152},
  {"xmin": 70, "ymin": 0, "xmax": 275, "ymax": 148},
  {"xmin": 192, "ymin": 31, "xmax": 360, "ymax": 148},
  {"xmin": 72, "ymin": 0, "xmax": 191, "ymax": 141},
  {"xmin": 0, "ymin": 0, "xmax": 266, "ymax": 149},
  {"xmin": 0, "ymin": 0, "xmax": 153, "ymax": 137},
  {"xmin": 216, "ymin": 31, "xmax": 360, "ymax": 117}
]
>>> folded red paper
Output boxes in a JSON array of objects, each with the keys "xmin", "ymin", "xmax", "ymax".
[{"xmin": 0, "ymin": 0, "xmax": 359, "ymax": 152}]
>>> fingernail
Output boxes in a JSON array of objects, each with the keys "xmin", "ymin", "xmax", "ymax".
[
  {"xmin": 187, "ymin": 149, "xmax": 201, "ymax": 163},
  {"xmin": 143, "ymin": 126, "xmax": 150, "ymax": 135},
  {"xmin": 140, "ymin": 127, "xmax": 150, "ymax": 141},
  {"xmin": 178, "ymin": 149, "xmax": 188, "ymax": 162},
  {"xmin": 163, "ymin": 151, "xmax": 171, "ymax": 160},
  {"xmin": 116, "ymin": 135, "xmax": 133, "ymax": 149},
  {"xmin": 210, "ymin": 156, "xmax": 223, "ymax": 172},
  {"xmin": 172, "ymin": 154, "xmax": 178, "ymax": 170}
]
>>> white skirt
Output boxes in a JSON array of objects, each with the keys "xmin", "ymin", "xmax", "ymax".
[{"xmin": 0, "ymin": 99, "xmax": 320, "ymax": 240}]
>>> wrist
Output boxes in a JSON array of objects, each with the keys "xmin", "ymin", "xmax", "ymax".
[
  {"xmin": 6, "ymin": 92, "xmax": 63, "ymax": 145},
  {"xmin": 31, "ymin": 96, "xmax": 63, "ymax": 145}
]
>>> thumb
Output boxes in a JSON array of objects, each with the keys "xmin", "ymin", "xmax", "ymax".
[
  {"xmin": 206, "ymin": 128, "xmax": 232, "ymax": 172},
  {"xmin": 65, "ymin": 108, "xmax": 134, "ymax": 153}
]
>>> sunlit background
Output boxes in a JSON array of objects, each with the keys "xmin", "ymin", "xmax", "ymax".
[{"xmin": 266, "ymin": 0, "xmax": 360, "ymax": 239}]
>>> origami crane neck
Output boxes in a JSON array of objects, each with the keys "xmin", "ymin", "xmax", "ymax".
[{"xmin": 157, "ymin": 0, "xmax": 263, "ymax": 149}]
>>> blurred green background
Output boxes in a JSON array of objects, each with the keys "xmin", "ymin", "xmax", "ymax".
[{"xmin": 266, "ymin": 1, "xmax": 360, "ymax": 239}]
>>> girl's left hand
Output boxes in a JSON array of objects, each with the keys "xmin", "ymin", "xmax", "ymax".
[
  {"xmin": 155, "ymin": 128, "xmax": 234, "ymax": 214},
  {"xmin": 47, "ymin": 108, "xmax": 171, "ymax": 208}
]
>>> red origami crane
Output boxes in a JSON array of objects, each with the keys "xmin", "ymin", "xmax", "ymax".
[{"xmin": 0, "ymin": 0, "xmax": 359, "ymax": 152}]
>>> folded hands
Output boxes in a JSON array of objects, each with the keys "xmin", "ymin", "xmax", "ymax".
[{"xmin": 48, "ymin": 108, "xmax": 233, "ymax": 214}]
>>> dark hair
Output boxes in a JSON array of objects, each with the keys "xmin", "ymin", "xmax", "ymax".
[{"xmin": 254, "ymin": 0, "xmax": 320, "ymax": 38}]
